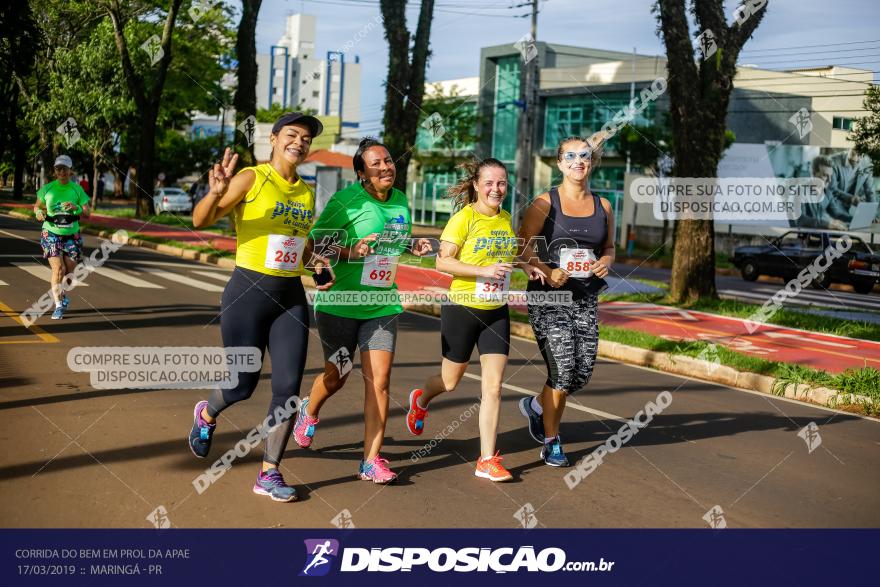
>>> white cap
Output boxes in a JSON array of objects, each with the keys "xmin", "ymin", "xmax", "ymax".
[{"xmin": 54, "ymin": 155, "xmax": 73, "ymax": 168}]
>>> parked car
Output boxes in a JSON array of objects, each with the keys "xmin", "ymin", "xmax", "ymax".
[
  {"xmin": 732, "ymin": 230, "xmax": 879, "ymax": 294},
  {"xmin": 153, "ymin": 187, "xmax": 192, "ymax": 214}
]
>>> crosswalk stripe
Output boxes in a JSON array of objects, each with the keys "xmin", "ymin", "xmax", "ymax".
[
  {"xmin": 719, "ymin": 290, "xmax": 819, "ymax": 307},
  {"xmin": 747, "ymin": 285, "xmax": 880, "ymax": 309},
  {"xmin": 189, "ymin": 270, "xmax": 231, "ymax": 282},
  {"xmin": 141, "ymin": 268, "xmax": 224, "ymax": 292},
  {"xmin": 12, "ymin": 262, "xmax": 89, "ymax": 287},
  {"xmin": 92, "ymin": 267, "xmax": 165, "ymax": 289}
]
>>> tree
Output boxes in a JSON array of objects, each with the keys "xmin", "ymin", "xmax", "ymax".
[
  {"xmin": 233, "ymin": 0, "xmax": 262, "ymax": 166},
  {"xmin": 379, "ymin": 0, "xmax": 435, "ymax": 191},
  {"xmin": 36, "ymin": 20, "xmax": 135, "ymax": 209},
  {"xmin": 850, "ymin": 85, "xmax": 880, "ymax": 172},
  {"xmin": 155, "ymin": 131, "xmax": 219, "ymax": 183},
  {"xmin": 102, "ymin": 0, "xmax": 232, "ymax": 216},
  {"xmin": 104, "ymin": 0, "xmax": 185, "ymax": 217},
  {"xmin": 0, "ymin": 0, "xmax": 39, "ymax": 199},
  {"xmin": 654, "ymin": 0, "xmax": 767, "ymax": 303}
]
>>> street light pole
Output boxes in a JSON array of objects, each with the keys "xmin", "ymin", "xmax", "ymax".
[{"xmin": 513, "ymin": 0, "xmax": 539, "ymax": 229}]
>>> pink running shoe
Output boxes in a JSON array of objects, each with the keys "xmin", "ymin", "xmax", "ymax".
[
  {"xmin": 293, "ymin": 398, "xmax": 320, "ymax": 448},
  {"xmin": 358, "ymin": 455, "xmax": 397, "ymax": 484}
]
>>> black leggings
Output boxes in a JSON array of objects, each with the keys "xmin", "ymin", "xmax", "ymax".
[{"xmin": 207, "ymin": 267, "xmax": 309, "ymax": 465}]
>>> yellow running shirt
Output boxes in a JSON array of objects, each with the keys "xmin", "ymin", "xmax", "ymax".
[
  {"xmin": 440, "ymin": 205, "xmax": 518, "ymax": 309},
  {"xmin": 233, "ymin": 163, "xmax": 315, "ymax": 277}
]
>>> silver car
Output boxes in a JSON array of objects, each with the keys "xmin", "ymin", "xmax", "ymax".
[{"xmin": 153, "ymin": 187, "xmax": 193, "ymax": 214}]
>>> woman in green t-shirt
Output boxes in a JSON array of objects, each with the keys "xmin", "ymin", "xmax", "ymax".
[
  {"xmin": 293, "ymin": 137, "xmax": 432, "ymax": 484},
  {"xmin": 33, "ymin": 155, "xmax": 91, "ymax": 320}
]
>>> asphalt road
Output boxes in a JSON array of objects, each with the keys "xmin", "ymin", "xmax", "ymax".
[{"xmin": 1, "ymin": 215, "xmax": 878, "ymax": 529}]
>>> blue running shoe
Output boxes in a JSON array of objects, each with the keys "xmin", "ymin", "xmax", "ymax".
[
  {"xmin": 51, "ymin": 306, "xmax": 64, "ymax": 320},
  {"xmin": 61, "ymin": 294, "xmax": 70, "ymax": 309},
  {"xmin": 541, "ymin": 436, "xmax": 570, "ymax": 467},
  {"xmin": 253, "ymin": 468, "xmax": 297, "ymax": 502},
  {"xmin": 188, "ymin": 400, "xmax": 215, "ymax": 458},
  {"xmin": 519, "ymin": 397, "xmax": 545, "ymax": 444}
]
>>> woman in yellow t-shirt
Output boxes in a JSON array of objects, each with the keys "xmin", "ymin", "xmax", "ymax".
[
  {"xmin": 404, "ymin": 158, "xmax": 546, "ymax": 482},
  {"xmin": 186, "ymin": 112, "xmax": 334, "ymax": 503}
]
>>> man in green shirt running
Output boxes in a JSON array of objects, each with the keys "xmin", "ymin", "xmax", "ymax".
[{"xmin": 33, "ymin": 155, "xmax": 91, "ymax": 320}]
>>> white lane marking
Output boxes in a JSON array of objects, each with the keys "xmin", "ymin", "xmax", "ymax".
[
  {"xmin": 461, "ymin": 372, "xmax": 629, "ymax": 423},
  {"xmin": 762, "ymin": 331, "xmax": 855, "ymax": 348},
  {"xmin": 12, "ymin": 262, "xmax": 89, "ymax": 286},
  {"xmin": 141, "ymin": 268, "xmax": 224, "ymax": 292},
  {"xmin": 91, "ymin": 267, "xmax": 165, "ymax": 289},
  {"xmin": 0, "ymin": 229, "xmax": 37, "ymax": 242},
  {"xmin": 189, "ymin": 269, "xmax": 232, "ymax": 282},
  {"xmin": 0, "ymin": 279, "xmax": 6, "ymax": 285}
]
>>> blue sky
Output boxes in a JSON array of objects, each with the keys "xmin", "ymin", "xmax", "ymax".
[{"xmin": 254, "ymin": 0, "xmax": 880, "ymax": 135}]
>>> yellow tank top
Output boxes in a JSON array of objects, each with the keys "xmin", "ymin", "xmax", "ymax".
[{"xmin": 233, "ymin": 163, "xmax": 315, "ymax": 277}]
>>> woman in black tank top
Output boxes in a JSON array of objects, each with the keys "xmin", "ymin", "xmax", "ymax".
[{"xmin": 516, "ymin": 133, "xmax": 617, "ymax": 467}]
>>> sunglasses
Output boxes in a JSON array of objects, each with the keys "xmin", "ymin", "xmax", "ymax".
[
  {"xmin": 54, "ymin": 166, "xmax": 70, "ymax": 171},
  {"xmin": 562, "ymin": 150, "xmax": 592, "ymax": 162}
]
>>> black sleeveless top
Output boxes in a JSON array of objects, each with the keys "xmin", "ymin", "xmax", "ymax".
[{"xmin": 527, "ymin": 186, "xmax": 609, "ymax": 299}]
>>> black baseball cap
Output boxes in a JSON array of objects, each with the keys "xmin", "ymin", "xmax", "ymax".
[{"xmin": 271, "ymin": 112, "xmax": 323, "ymax": 137}]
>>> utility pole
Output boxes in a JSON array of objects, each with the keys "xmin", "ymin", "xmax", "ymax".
[{"xmin": 513, "ymin": 0, "xmax": 539, "ymax": 228}]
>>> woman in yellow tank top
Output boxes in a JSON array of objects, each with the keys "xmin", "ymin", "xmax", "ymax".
[{"xmin": 185, "ymin": 112, "xmax": 334, "ymax": 503}]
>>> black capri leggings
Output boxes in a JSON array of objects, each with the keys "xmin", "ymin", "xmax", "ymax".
[
  {"xmin": 527, "ymin": 294, "xmax": 599, "ymax": 394},
  {"xmin": 206, "ymin": 267, "xmax": 309, "ymax": 466}
]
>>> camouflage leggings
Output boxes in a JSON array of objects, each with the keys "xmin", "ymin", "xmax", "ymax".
[{"xmin": 527, "ymin": 294, "xmax": 599, "ymax": 394}]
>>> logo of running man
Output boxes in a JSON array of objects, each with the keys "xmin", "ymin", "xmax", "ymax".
[
  {"xmin": 703, "ymin": 505, "xmax": 727, "ymax": 529},
  {"xmin": 331, "ymin": 509, "xmax": 356, "ymax": 529},
  {"xmin": 300, "ymin": 539, "xmax": 339, "ymax": 576},
  {"xmin": 237, "ymin": 115, "xmax": 258, "ymax": 147},
  {"xmin": 797, "ymin": 421, "xmax": 822, "ymax": 454},
  {"xmin": 513, "ymin": 503, "xmax": 538, "ymax": 529},
  {"xmin": 329, "ymin": 347, "xmax": 353, "ymax": 378},
  {"xmin": 789, "ymin": 107, "xmax": 813, "ymax": 140},
  {"xmin": 514, "ymin": 33, "xmax": 538, "ymax": 63},
  {"xmin": 146, "ymin": 505, "xmax": 171, "ymax": 529},
  {"xmin": 695, "ymin": 29, "xmax": 717, "ymax": 59},
  {"xmin": 140, "ymin": 34, "xmax": 164, "ymax": 66},
  {"xmin": 57, "ymin": 117, "xmax": 81, "ymax": 148},
  {"xmin": 421, "ymin": 112, "xmax": 446, "ymax": 142}
]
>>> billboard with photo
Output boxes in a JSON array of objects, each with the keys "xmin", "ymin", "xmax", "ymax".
[{"xmin": 718, "ymin": 144, "xmax": 879, "ymax": 232}]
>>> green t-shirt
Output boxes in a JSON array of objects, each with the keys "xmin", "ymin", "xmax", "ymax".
[
  {"xmin": 309, "ymin": 182, "xmax": 412, "ymax": 319},
  {"xmin": 37, "ymin": 180, "xmax": 89, "ymax": 235}
]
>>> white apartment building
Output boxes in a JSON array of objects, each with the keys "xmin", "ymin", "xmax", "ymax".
[{"xmin": 256, "ymin": 14, "xmax": 361, "ymax": 137}]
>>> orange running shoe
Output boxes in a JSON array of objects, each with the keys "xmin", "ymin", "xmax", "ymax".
[
  {"xmin": 475, "ymin": 451, "xmax": 513, "ymax": 482},
  {"xmin": 406, "ymin": 389, "xmax": 428, "ymax": 436}
]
